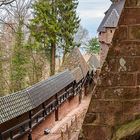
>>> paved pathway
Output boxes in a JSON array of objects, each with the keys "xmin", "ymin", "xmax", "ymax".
[{"xmin": 39, "ymin": 94, "xmax": 92, "ymax": 140}]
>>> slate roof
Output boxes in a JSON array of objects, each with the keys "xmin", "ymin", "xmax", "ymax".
[
  {"xmin": 59, "ymin": 48, "xmax": 89, "ymax": 77},
  {"xmin": 97, "ymin": 0, "xmax": 125, "ymax": 32},
  {"xmin": 0, "ymin": 90, "xmax": 32, "ymax": 124},
  {"xmin": 0, "ymin": 70, "xmax": 74, "ymax": 124},
  {"xmin": 71, "ymin": 67, "xmax": 84, "ymax": 83},
  {"xmin": 87, "ymin": 55, "xmax": 100, "ymax": 73},
  {"xmin": 27, "ymin": 70, "xmax": 74, "ymax": 108}
]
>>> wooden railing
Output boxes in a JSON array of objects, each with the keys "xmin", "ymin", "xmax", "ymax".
[{"xmin": 0, "ymin": 73, "xmax": 93, "ymax": 140}]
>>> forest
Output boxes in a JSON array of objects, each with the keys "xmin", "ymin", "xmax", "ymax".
[{"xmin": 0, "ymin": 0, "xmax": 99, "ymax": 96}]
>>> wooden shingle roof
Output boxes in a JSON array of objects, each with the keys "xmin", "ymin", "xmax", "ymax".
[
  {"xmin": 59, "ymin": 48, "xmax": 89, "ymax": 77},
  {"xmin": 27, "ymin": 70, "xmax": 74, "ymax": 108},
  {"xmin": 87, "ymin": 55, "xmax": 100, "ymax": 73},
  {"xmin": 97, "ymin": 0, "xmax": 125, "ymax": 32},
  {"xmin": 0, "ymin": 70, "xmax": 74, "ymax": 124},
  {"xmin": 0, "ymin": 90, "xmax": 32, "ymax": 124},
  {"xmin": 71, "ymin": 67, "xmax": 84, "ymax": 83}
]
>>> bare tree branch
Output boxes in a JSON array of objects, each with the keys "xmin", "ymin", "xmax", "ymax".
[
  {"xmin": 0, "ymin": 20, "xmax": 16, "ymax": 32},
  {"xmin": 0, "ymin": 0, "xmax": 15, "ymax": 6}
]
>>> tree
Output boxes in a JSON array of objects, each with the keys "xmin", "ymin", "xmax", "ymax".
[
  {"xmin": 86, "ymin": 37, "xmax": 100, "ymax": 54},
  {"xmin": 10, "ymin": 18, "xmax": 27, "ymax": 92},
  {"xmin": 74, "ymin": 25, "xmax": 89, "ymax": 47},
  {"xmin": 0, "ymin": 0, "xmax": 15, "ymax": 6},
  {"xmin": 24, "ymin": 37, "xmax": 48, "ymax": 85},
  {"xmin": 30, "ymin": 0, "xmax": 60, "ymax": 76},
  {"xmin": 0, "ymin": 0, "xmax": 33, "ymax": 92},
  {"xmin": 58, "ymin": 0, "xmax": 80, "ymax": 62},
  {"xmin": 0, "ymin": 42, "xmax": 4, "ymax": 96},
  {"xmin": 30, "ymin": 0, "xmax": 80, "ymax": 74}
]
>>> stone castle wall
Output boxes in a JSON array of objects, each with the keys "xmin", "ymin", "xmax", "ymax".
[{"xmin": 80, "ymin": 0, "xmax": 140, "ymax": 139}]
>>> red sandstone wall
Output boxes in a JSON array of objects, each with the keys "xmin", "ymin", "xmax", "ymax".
[
  {"xmin": 100, "ymin": 43, "xmax": 109, "ymax": 66},
  {"xmin": 58, "ymin": 95, "xmax": 80, "ymax": 121},
  {"xmin": 20, "ymin": 94, "xmax": 80, "ymax": 140},
  {"xmin": 21, "ymin": 112, "xmax": 55, "ymax": 140},
  {"xmin": 32, "ymin": 112, "xmax": 55, "ymax": 140},
  {"xmin": 80, "ymin": 0, "xmax": 140, "ymax": 139},
  {"xmin": 99, "ymin": 28, "xmax": 115, "ymax": 66}
]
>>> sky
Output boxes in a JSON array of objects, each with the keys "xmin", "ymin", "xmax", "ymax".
[{"xmin": 77, "ymin": 0, "xmax": 112, "ymax": 37}]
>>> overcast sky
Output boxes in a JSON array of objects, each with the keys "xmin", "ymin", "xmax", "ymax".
[{"xmin": 77, "ymin": 0, "xmax": 111, "ymax": 37}]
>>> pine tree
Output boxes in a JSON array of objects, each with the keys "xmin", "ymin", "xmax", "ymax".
[
  {"xmin": 30, "ymin": 0, "xmax": 60, "ymax": 76},
  {"xmin": 58, "ymin": 0, "xmax": 80, "ymax": 62},
  {"xmin": 10, "ymin": 19, "xmax": 27, "ymax": 92},
  {"xmin": 86, "ymin": 37, "xmax": 100, "ymax": 54},
  {"xmin": 29, "ymin": 0, "xmax": 80, "ymax": 74}
]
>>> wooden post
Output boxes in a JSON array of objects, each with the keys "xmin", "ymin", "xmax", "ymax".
[
  {"xmin": 42, "ymin": 103, "xmax": 45, "ymax": 118},
  {"xmin": 55, "ymin": 94, "xmax": 59, "ymax": 121},
  {"xmin": 28, "ymin": 132, "xmax": 32, "ymax": 140},
  {"xmin": 66, "ymin": 123, "xmax": 70, "ymax": 140},
  {"xmin": 73, "ymin": 81, "xmax": 76, "ymax": 96},
  {"xmin": 36, "ymin": 116, "xmax": 39, "ymax": 123},
  {"xmin": 84, "ymin": 84, "xmax": 88, "ymax": 96},
  {"xmin": 10, "ymin": 131, "xmax": 13, "ymax": 139},
  {"xmin": 61, "ymin": 130, "xmax": 64, "ymax": 140},
  {"xmin": 85, "ymin": 72, "xmax": 90, "ymax": 96},
  {"xmin": 28, "ymin": 111, "xmax": 32, "ymax": 140},
  {"xmin": 79, "ymin": 89, "xmax": 82, "ymax": 104},
  {"xmin": 0, "ymin": 132, "xmax": 3, "ymax": 140}
]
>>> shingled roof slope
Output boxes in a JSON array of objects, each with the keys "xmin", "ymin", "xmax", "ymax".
[
  {"xmin": 0, "ymin": 70, "xmax": 74, "ymax": 124},
  {"xmin": 0, "ymin": 90, "xmax": 32, "ymax": 124},
  {"xmin": 27, "ymin": 70, "xmax": 74, "ymax": 108},
  {"xmin": 59, "ymin": 48, "xmax": 89, "ymax": 77},
  {"xmin": 97, "ymin": 0, "xmax": 125, "ymax": 32},
  {"xmin": 71, "ymin": 67, "xmax": 84, "ymax": 83},
  {"xmin": 87, "ymin": 54, "xmax": 100, "ymax": 73}
]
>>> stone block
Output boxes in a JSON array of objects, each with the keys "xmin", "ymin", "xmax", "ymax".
[
  {"xmin": 120, "ymin": 8, "xmax": 140, "ymax": 25},
  {"xmin": 84, "ymin": 113, "xmax": 97, "ymax": 124},
  {"xmin": 112, "ymin": 26, "xmax": 128, "ymax": 44},
  {"xmin": 99, "ymin": 72, "xmax": 136, "ymax": 87},
  {"xmin": 81, "ymin": 124, "xmax": 112, "ymax": 140},
  {"xmin": 100, "ymin": 87, "xmax": 139, "ymax": 100},
  {"xmin": 108, "ymin": 41, "xmax": 140, "ymax": 57},
  {"xmin": 125, "ymin": 0, "xmax": 140, "ymax": 8},
  {"xmin": 137, "ymin": 73, "xmax": 140, "ymax": 85},
  {"xmin": 117, "ymin": 57, "xmax": 140, "ymax": 72},
  {"xmin": 122, "ymin": 100, "xmax": 140, "ymax": 115},
  {"xmin": 129, "ymin": 25, "xmax": 140, "ymax": 40},
  {"xmin": 88, "ymin": 99, "xmax": 123, "ymax": 114},
  {"xmin": 102, "ymin": 58, "xmax": 118, "ymax": 72},
  {"xmin": 104, "ymin": 56, "xmax": 140, "ymax": 72}
]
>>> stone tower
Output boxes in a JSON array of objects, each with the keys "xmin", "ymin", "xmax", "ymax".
[
  {"xmin": 98, "ymin": 0, "xmax": 125, "ymax": 66},
  {"xmin": 80, "ymin": 0, "xmax": 140, "ymax": 139}
]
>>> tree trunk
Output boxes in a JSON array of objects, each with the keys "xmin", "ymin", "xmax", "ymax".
[
  {"xmin": 50, "ymin": 42, "xmax": 56, "ymax": 76},
  {"xmin": 62, "ymin": 49, "xmax": 67, "ymax": 64}
]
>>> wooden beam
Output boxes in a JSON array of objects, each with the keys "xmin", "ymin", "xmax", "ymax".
[
  {"xmin": 42, "ymin": 103, "xmax": 46, "ymax": 117},
  {"xmin": 55, "ymin": 94, "xmax": 59, "ymax": 121},
  {"xmin": 0, "ymin": 132, "xmax": 3, "ymax": 140},
  {"xmin": 28, "ymin": 111, "xmax": 32, "ymax": 140},
  {"xmin": 2, "ymin": 119, "xmax": 30, "ymax": 135}
]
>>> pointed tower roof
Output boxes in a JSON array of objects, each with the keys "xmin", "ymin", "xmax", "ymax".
[
  {"xmin": 87, "ymin": 54, "xmax": 100, "ymax": 73},
  {"xmin": 97, "ymin": 0, "xmax": 125, "ymax": 32},
  {"xmin": 59, "ymin": 48, "xmax": 89, "ymax": 77}
]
